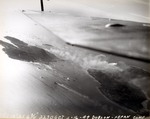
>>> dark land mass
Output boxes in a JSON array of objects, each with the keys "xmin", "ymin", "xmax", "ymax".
[
  {"xmin": 88, "ymin": 68, "xmax": 150, "ymax": 116},
  {"xmin": 0, "ymin": 36, "xmax": 61, "ymax": 64}
]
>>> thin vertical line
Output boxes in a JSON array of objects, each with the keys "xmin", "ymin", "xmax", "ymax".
[{"xmin": 40, "ymin": 0, "xmax": 44, "ymax": 11}]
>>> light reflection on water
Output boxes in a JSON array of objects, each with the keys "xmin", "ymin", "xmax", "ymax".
[
  {"xmin": 0, "ymin": 0, "xmax": 149, "ymax": 23},
  {"xmin": 0, "ymin": 46, "xmax": 35, "ymax": 114}
]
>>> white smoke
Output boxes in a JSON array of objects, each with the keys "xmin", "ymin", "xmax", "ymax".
[{"xmin": 45, "ymin": 46, "xmax": 122, "ymax": 72}]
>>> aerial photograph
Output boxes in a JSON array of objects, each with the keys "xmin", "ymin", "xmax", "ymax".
[{"xmin": 0, "ymin": 0, "xmax": 150, "ymax": 118}]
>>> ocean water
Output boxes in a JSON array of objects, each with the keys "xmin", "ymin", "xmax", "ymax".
[{"xmin": 0, "ymin": 0, "xmax": 149, "ymax": 23}]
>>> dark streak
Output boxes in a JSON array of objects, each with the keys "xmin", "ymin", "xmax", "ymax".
[
  {"xmin": 106, "ymin": 23, "xmax": 125, "ymax": 27},
  {"xmin": 0, "ymin": 36, "xmax": 61, "ymax": 64}
]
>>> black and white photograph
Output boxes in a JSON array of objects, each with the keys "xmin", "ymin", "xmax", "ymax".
[{"xmin": 0, "ymin": 0, "xmax": 150, "ymax": 118}]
